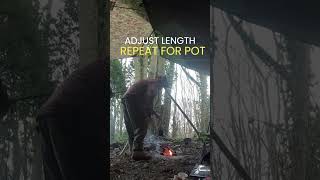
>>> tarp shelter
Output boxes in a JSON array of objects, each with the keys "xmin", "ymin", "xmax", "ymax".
[
  {"xmin": 110, "ymin": 0, "xmax": 210, "ymax": 75},
  {"xmin": 112, "ymin": 0, "xmax": 320, "ymax": 75},
  {"xmin": 213, "ymin": 1, "xmax": 320, "ymax": 46},
  {"xmin": 143, "ymin": 0, "xmax": 210, "ymax": 75},
  {"xmin": 110, "ymin": 1, "xmax": 153, "ymax": 60},
  {"xmin": 144, "ymin": 1, "xmax": 320, "ymax": 49}
]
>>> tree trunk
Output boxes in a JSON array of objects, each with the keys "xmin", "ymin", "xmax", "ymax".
[
  {"xmin": 171, "ymin": 104, "xmax": 178, "ymax": 138},
  {"xmin": 110, "ymin": 99, "xmax": 116, "ymax": 143},
  {"xmin": 193, "ymin": 99, "xmax": 200, "ymax": 130},
  {"xmin": 171, "ymin": 69, "xmax": 178, "ymax": 138},
  {"xmin": 199, "ymin": 73, "xmax": 209, "ymax": 132},
  {"xmin": 115, "ymin": 98, "xmax": 123, "ymax": 137},
  {"xmin": 286, "ymin": 40, "xmax": 311, "ymax": 180},
  {"xmin": 148, "ymin": 52, "xmax": 158, "ymax": 79},
  {"xmin": 134, "ymin": 56, "xmax": 148, "ymax": 81},
  {"xmin": 162, "ymin": 61, "xmax": 175, "ymax": 136},
  {"xmin": 118, "ymin": 102, "xmax": 124, "ymax": 136}
]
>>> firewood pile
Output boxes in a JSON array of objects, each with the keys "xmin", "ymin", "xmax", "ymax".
[{"xmin": 110, "ymin": 136, "xmax": 209, "ymax": 180}]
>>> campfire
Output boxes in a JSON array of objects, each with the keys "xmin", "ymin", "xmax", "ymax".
[
  {"xmin": 160, "ymin": 145, "xmax": 176, "ymax": 156},
  {"xmin": 143, "ymin": 136, "xmax": 178, "ymax": 157}
]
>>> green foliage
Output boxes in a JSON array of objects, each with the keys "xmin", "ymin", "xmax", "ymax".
[
  {"xmin": 198, "ymin": 132, "xmax": 210, "ymax": 143},
  {"xmin": 164, "ymin": 61, "xmax": 176, "ymax": 86},
  {"xmin": 0, "ymin": 1, "xmax": 54, "ymax": 179},
  {"xmin": 110, "ymin": 59, "xmax": 126, "ymax": 97},
  {"xmin": 0, "ymin": 0, "xmax": 52, "ymax": 109},
  {"xmin": 0, "ymin": 1, "xmax": 81, "ymax": 180},
  {"xmin": 49, "ymin": 0, "xmax": 80, "ymax": 76},
  {"xmin": 114, "ymin": 132, "xmax": 128, "ymax": 143}
]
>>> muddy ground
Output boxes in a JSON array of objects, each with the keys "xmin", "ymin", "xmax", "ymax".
[{"xmin": 110, "ymin": 136, "xmax": 210, "ymax": 180}]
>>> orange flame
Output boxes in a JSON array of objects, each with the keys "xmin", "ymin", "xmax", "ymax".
[{"xmin": 163, "ymin": 148, "xmax": 174, "ymax": 156}]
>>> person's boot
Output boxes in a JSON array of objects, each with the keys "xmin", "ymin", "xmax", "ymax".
[{"xmin": 131, "ymin": 151, "xmax": 152, "ymax": 161}]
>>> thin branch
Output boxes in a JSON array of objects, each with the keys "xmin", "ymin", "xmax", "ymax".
[
  {"xmin": 167, "ymin": 91, "xmax": 200, "ymax": 137},
  {"xmin": 119, "ymin": 141, "xmax": 129, "ymax": 156},
  {"xmin": 227, "ymin": 15, "xmax": 289, "ymax": 80},
  {"xmin": 210, "ymin": 128, "xmax": 252, "ymax": 180},
  {"xmin": 181, "ymin": 67, "xmax": 201, "ymax": 87}
]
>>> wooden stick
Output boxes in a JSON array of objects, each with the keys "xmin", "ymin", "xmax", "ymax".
[
  {"xmin": 181, "ymin": 67, "xmax": 201, "ymax": 87},
  {"xmin": 119, "ymin": 141, "xmax": 129, "ymax": 156},
  {"xmin": 210, "ymin": 128, "xmax": 252, "ymax": 180},
  {"xmin": 166, "ymin": 89, "xmax": 252, "ymax": 179}
]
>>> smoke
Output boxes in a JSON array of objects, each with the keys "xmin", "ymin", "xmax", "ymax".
[{"xmin": 144, "ymin": 134, "xmax": 166, "ymax": 154}]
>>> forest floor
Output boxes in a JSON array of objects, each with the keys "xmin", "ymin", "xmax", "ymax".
[{"xmin": 110, "ymin": 136, "xmax": 210, "ymax": 180}]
